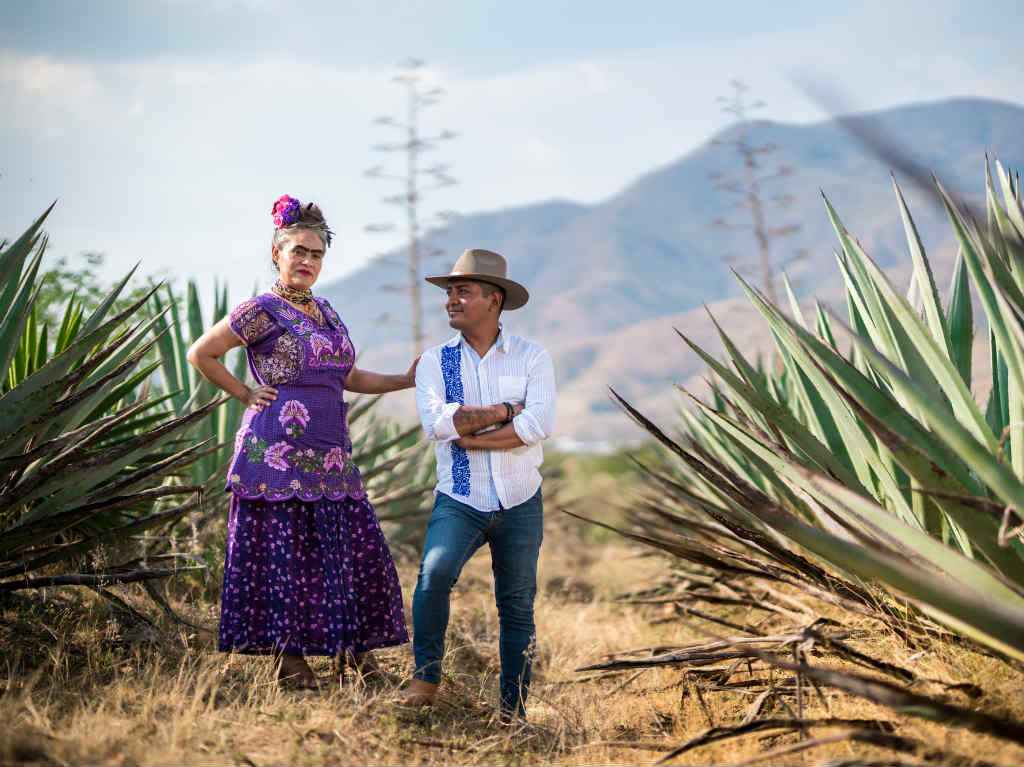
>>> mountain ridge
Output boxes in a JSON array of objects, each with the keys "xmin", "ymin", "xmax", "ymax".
[{"xmin": 322, "ymin": 97, "xmax": 1024, "ymax": 442}]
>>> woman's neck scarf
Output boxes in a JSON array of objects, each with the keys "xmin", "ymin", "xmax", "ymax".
[{"xmin": 272, "ymin": 280, "xmax": 319, "ymax": 318}]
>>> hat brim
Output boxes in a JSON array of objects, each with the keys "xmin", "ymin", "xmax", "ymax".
[{"xmin": 425, "ymin": 273, "xmax": 529, "ymax": 310}]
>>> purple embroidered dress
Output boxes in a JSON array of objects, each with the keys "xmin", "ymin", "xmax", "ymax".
[{"xmin": 218, "ymin": 293, "xmax": 408, "ymax": 657}]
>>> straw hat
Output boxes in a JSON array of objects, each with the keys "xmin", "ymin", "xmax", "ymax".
[{"xmin": 425, "ymin": 249, "xmax": 529, "ymax": 310}]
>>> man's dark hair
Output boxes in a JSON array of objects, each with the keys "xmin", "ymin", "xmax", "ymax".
[{"xmin": 482, "ymin": 282, "xmax": 506, "ymax": 313}]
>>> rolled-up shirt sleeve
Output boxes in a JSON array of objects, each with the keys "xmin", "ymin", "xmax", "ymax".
[
  {"xmin": 512, "ymin": 348, "xmax": 557, "ymax": 446},
  {"xmin": 415, "ymin": 351, "xmax": 460, "ymax": 442}
]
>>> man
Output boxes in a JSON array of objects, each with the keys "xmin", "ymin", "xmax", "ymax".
[{"xmin": 402, "ymin": 248, "xmax": 556, "ymax": 720}]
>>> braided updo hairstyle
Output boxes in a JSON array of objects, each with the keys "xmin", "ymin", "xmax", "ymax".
[{"xmin": 271, "ymin": 202, "xmax": 334, "ymax": 270}]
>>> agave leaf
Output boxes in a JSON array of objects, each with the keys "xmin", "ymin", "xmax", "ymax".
[
  {"xmin": 100, "ymin": 401, "xmax": 180, "ymax": 443},
  {"xmin": 940, "ymin": 180, "xmax": 1024, "ymax": 405},
  {"xmin": 0, "ymin": 497, "xmax": 203, "ymax": 578},
  {"xmin": 814, "ymin": 302, "xmax": 838, "ymax": 349},
  {"xmin": 82, "ymin": 360, "xmax": 164, "ymax": 420},
  {"xmin": 837, "ymin": 314, "xmax": 1024, "ymax": 549},
  {"xmin": 736, "ymin": 274, "xmax": 918, "ymax": 524},
  {"xmin": 994, "ymin": 157, "xmax": 1024, "ymax": 243},
  {"xmin": 828, "ymin": 198, "xmax": 979, "ymax": 441},
  {"xmin": 787, "ymin": 470, "xmax": 1024, "ymax": 661},
  {"xmin": 0, "ymin": 328, "xmax": 164, "ymax": 459},
  {"xmin": 13, "ymin": 398, "xmax": 221, "ymax": 525},
  {"xmin": 845, "ymin": 232, "xmax": 994, "ymax": 453},
  {"xmin": 946, "ymin": 251, "xmax": 973, "ymax": 385},
  {"xmin": 0, "ymin": 252, "xmax": 44, "ymax": 379},
  {"xmin": 691, "ymin": 402, "xmax": 819, "ymax": 523},
  {"xmin": 0, "ymin": 202, "xmax": 54, "ymax": 294},
  {"xmin": 782, "ymin": 273, "xmax": 807, "ymax": 328},
  {"xmin": 812, "ymin": 366, "xmax": 1023, "ymax": 572},
  {"xmin": 700, "ymin": 402, "xmax": 1024, "ymax": 600},
  {"xmin": 166, "ymin": 284, "xmax": 190, "ymax": 411},
  {"xmin": 348, "ymin": 394, "xmax": 383, "ymax": 426},
  {"xmin": 680, "ymin": 416, "xmax": 1024, "ymax": 660},
  {"xmin": 893, "ymin": 175, "xmax": 951, "ymax": 354},
  {"xmin": 78, "ymin": 439, "xmax": 218, "ymax": 508},
  {"xmin": 676, "ymin": 329, "xmax": 865, "ymax": 493},
  {"xmin": 76, "ymin": 264, "xmax": 142, "ymax": 337},
  {"xmin": 151, "ymin": 290, "xmax": 188, "ymax": 413},
  {"xmin": 703, "ymin": 314, "xmax": 798, "ymax": 443},
  {"xmin": 354, "ymin": 421, "xmax": 424, "ymax": 466},
  {"xmin": 81, "ymin": 307, "xmax": 169, "ymax": 390},
  {"xmin": 0, "ymin": 283, "xmax": 160, "ymax": 431},
  {"xmin": 0, "ymin": 486, "xmax": 199, "ymax": 560},
  {"xmin": 54, "ymin": 295, "xmax": 82, "ymax": 355},
  {"xmin": 34, "ymin": 321, "xmax": 47, "ymax": 374},
  {"xmin": 8, "ymin": 398, "xmax": 157, "ymax": 501},
  {"xmin": 824, "ymin": 196, "xmax": 905, "ymax": 367},
  {"xmin": 0, "ymin": 408, "xmax": 133, "ymax": 476}
]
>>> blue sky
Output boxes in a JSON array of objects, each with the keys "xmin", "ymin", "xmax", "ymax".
[{"xmin": 1, "ymin": 0, "xmax": 1022, "ymax": 301}]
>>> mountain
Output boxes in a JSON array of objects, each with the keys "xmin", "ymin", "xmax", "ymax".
[{"xmin": 321, "ymin": 98, "xmax": 1024, "ymax": 444}]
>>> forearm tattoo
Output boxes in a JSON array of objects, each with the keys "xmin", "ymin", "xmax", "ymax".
[{"xmin": 452, "ymin": 404, "xmax": 504, "ymax": 435}]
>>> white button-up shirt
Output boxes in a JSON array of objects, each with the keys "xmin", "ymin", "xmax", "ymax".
[{"xmin": 415, "ymin": 329, "xmax": 557, "ymax": 512}]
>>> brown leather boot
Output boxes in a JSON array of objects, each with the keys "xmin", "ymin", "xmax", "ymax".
[{"xmin": 398, "ymin": 678, "xmax": 439, "ymax": 707}]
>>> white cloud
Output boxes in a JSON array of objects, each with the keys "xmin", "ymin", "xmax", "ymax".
[{"xmin": 1, "ymin": 32, "xmax": 1020, "ymax": 307}]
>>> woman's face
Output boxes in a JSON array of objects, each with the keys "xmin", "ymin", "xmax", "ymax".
[{"xmin": 272, "ymin": 229, "xmax": 325, "ymax": 290}]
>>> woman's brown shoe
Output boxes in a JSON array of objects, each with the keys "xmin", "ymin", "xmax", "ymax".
[
  {"xmin": 277, "ymin": 654, "xmax": 319, "ymax": 690},
  {"xmin": 398, "ymin": 678, "xmax": 439, "ymax": 707}
]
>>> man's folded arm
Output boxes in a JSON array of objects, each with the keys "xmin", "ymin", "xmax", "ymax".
[
  {"xmin": 511, "ymin": 349, "xmax": 556, "ymax": 446},
  {"xmin": 415, "ymin": 353, "xmax": 513, "ymax": 441},
  {"xmin": 415, "ymin": 355, "xmax": 460, "ymax": 442}
]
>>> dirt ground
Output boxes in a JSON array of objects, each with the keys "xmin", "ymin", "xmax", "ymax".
[{"xmin": 3, "ymin": 511, "xmax": 1024, "ymax": 766}]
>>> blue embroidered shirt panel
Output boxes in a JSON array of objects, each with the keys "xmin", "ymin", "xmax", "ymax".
[{"xmin": 440, "ymin": 344, "xmax": 471, "ymax": 496}]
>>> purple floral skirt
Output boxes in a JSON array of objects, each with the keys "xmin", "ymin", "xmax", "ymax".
[{"xmin": 218, "ymin": 494, "xmax": 409, "ymax": 656}]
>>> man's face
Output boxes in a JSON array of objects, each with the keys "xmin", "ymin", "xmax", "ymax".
[
  {"xmin": 445, "ymin": 279, "xmax": 499, "ymax": 330},
  {"xmin": 272, "ymin": 229, "xmax": 325, "ymax": 290}
]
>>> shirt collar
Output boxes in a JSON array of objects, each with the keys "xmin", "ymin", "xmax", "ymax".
[{"xmin": 450, "ymin": 325, "xmax": 509, "ymax": 354}]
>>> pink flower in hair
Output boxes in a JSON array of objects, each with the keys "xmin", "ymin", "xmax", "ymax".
[{"xmin": 271, "ymin": 195, "xmax": 301, "ymax": 228}]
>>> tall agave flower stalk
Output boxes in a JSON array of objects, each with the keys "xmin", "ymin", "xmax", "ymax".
[
  {"xmin": 609, "ymin": 160, "xmax": 1024, "ymax": 663},
  {"xmin": 0, "ymin": 206, "xmax": 220, "ymax": 593}
]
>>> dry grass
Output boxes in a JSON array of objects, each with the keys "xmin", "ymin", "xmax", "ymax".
[{"xmin": 3, "ymin": 520, "xmax": 1024, "ymax": 766}]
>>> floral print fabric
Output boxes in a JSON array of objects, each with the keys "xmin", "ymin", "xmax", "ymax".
[
  {"xmin": 226, "ymin": 293, "xmax": 359, "ymax": 502},
  {"xmin": 219, "ymin": 495, "xmax": 409, "ymax": 656}
]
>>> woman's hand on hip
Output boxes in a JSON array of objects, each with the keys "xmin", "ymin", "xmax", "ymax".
[{"xmin": 244, "ymin": 385, "xmax": 278, "ymax": 411}]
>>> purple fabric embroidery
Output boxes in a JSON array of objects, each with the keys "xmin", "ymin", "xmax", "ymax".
[
  {"xmin": 218, "ymin": 494, "xmax": 409, "ymax": 656},
  {"xmin": 226, "ymin": 294, "xmax": 360, "ymax": 502}
]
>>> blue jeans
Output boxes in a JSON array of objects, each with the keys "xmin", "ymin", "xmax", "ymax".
[{"xmin": 412, "ymin": 489, "xmax": 543, "ymax": 716}]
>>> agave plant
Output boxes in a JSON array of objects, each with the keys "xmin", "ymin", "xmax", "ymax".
[
  {"xmin": 562, "ymin": 161, "xmax": 1024, "ymax": 761},
  {"xmin": 0, "ymin": 206, "xmax": 220, "ymax": 593},
  {"xmin": 596, "ymin": 160, "xmax": 1024, "ymax": 665}
]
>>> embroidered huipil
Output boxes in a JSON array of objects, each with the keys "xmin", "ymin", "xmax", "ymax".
[
  {"xmin": 225, "ymin": 293, "xmax": 364, "ymax": 502},
  {"xmin": 415, "ymin": 330, "xmax": 557, "ymax": 511}
]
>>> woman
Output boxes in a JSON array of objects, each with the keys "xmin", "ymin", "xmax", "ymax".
[{"xmin": 187, "ymin": 195, "xmax": 414, "ymax": 688}]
